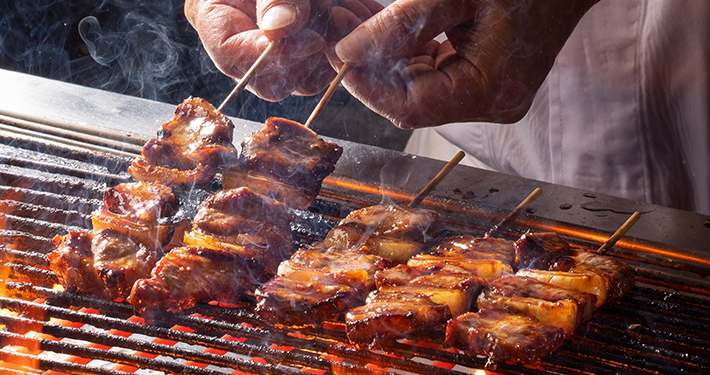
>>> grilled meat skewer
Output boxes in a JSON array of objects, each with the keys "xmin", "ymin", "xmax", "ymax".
[{"xmin": 129, "ymin": 97, "xmax": 238, "ymax": 187}]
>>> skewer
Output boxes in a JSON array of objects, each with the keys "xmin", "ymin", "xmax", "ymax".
[
  {"xmin": 218, "ymin": 40, "xmax": 280, "ymax": 111},
  {"xmin": 485, "ymin": 187, "xmax": 543, "ymax": 238},
  {"xmin": 409, "ymin": 151, "xmax": 465, "ymax": 208},
  {"xmin": 596, "ymin": 211, "xmax": 641, "ymax": 253},
  {"xmin": 304, "ymin": 64, "xmax": 352, "ymax": 128}
]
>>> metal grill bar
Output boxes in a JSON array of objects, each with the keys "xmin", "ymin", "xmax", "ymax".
[{"xmin": 0, "ymin": 114, "xmax": 709, "ymax": 375}]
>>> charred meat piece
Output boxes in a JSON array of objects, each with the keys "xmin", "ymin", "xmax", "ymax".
[
  {"xmin": 129, "ymin": 97, "xmax": 238, "ymax": 186},
  {"xmin": 183, "ymin": 187, "xmax": 293, "ymax": 276},
  {"xmin": 128, "ymin": 246, "xmax": 257, "ymax": 316},
  {"xmin": 431, "ymin": 236, "xmax": 516, "ymax": 266},
  {"xmin": 223, "ymin": 117, "xmax": 342, "ymax": 209},
  {"xmin": 376, "ymin": 264, "xmax": 486, "ymax": 317},
  {"xmin": 516, "ymin": 269, "xmax": 609, "ymax": 309},
  {"xmin": 446, "ymin": 310, "xmax": 564, "ymax": 365},
  {"xmin": 407, "ymin": 254, "xmax": 513, "ymax": 281},
  {"xmin": 478, "ymin": 276, "xmax": 597, "ymax": 335},
  {"xmin": 255, "ymin": 272, "xmax": 365, "ymax": 327},
  {"xmin": 346, "ymin": 291, "xmax": 452, "ymax": 349},
  {"xmin": 324, "ymin": 205, "xmax": 442, "ymax": 264},
  {"xmin": 278, "ymin": 243, "xmax": 390, "ymax": 290},
  {"xmin": 92, "ymin": 182, "xmax": 180, "ymax": 251},
  {"xmin": 570, "ymin": 251, "xmax": 635, "ymax": 302},
  {"xmin": 515, "ymin": 232, "xmax": 576, "ymax": 271},
  {"xmin": 92, "ymin": 228, "xmax": 162, "ymax": 300},
  {"xmin": 49, "ymin": 231, "xmax": 105, "ymax": 297}
]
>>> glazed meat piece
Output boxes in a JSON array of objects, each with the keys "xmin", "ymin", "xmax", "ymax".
[
  {"xmin": 431, "ymin": 236, "xmax": 516, "ymax": 265},
  {"xmin": 478, "ymin": 276, "xmax": 597, "ymax": 335},
  {"xmin": 446, "ymin": 310, "xmax": 564, "ymax": 365},
  {"xmin": 346, "ymin": 291, "xmax": 452, "ymax": 349},
  {"xmin": 92, "ymin": 182, "xmax": 181, "ymax": 251},
  {"xmin": 255, "ymin": 272, "xmax": 365, "ymax": 327},
  {"xmin": 570, "ymin": 251, "xmax": 635, "ymax": 302},
  {"xmin": 515, "ymin": 232, "xmax": 576, "ymax": 271},
  {"xmin": 129, "ymin": 97, "xmax": 238, "ymax": 186},
  {"xmin": 92, "ymin": 228, "xmax": 162, "ymax": 300},
  {"xmin": 48, "ymin": 231, "xmax": 105, "ymax": 297},
  {"xmin": 516, "ymin": 269, "xmax": 609, "ymax": 309},
  {"xmin": 407, "ymin": 254, "xmax": 513, "ymax": 281},
  {"xmin": 278, "ymin": 243, "xmax": 390, "ymax": 290},
  {"xmin": 223, "ymin": 117, "xmax": 342, "ymax": 209},
  {"xmin": 128, "ymin": 246, "xmax": 257, "ymax": 316},
  {"xmin": 183, "ymin": 187, "xmax": 293, "ymax": 276},
  {"xmin": 324, "ymin": 205, "xmax": 442, "ymax": 264},
  {"xmin": 376, "ymin": 264, "xmax": 487, "ymax": 317}
]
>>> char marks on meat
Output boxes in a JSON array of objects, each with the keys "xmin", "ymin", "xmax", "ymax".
[
  {"xmin": 183, "ymin": 187, "xmax": 294, "ymax": 276},
  {"xmin": 478, "ymin": 276, "xmax": 597, "ymax": 335},
  {"xmin": 324, "ymin": 205, "xmax": 442, "ymax": 264},
  {"xmin": 432, "ymin": 236, "xmax": 516, "ymax": 265},
  {"xmin": 570, "ymin": 251, "xmax": 635, "ymax": 302},
  {"xmin": 346, "ymin": 291, "xmax": 452, "ymax": 349},
  {"xmin": 129, "ymin": 97, "xmax": 238, "ymax": 186},
  {"xmin": 376, "ymin": 264, "xmax": 487, "ymax": 317},
  {"xmin": 446, "ymin": 310, "xmax": 564, "ymax": 365},
  {"xmin": 92, "ymin": 182, "xmax": 183, "ymax": 251},
  {"xmin": 255, "ymin": 271, "xmax": 366, "ymax": 327},
  {"xmin": 49, "ymin": 231, "xmax": 106, "ymax": 297},
  {"xmin": 92, "ymin": 228, "xmax": 161, "ymax": 299},
  {"xmin": 224, "ymin": 117, "xmax": 342, "ymax": 209},
  {"xmin": 128, "ymin": 246, "xmax": 257, "ymax": 316},
  {"xmin": 515, "ymin": 232, "xmax": 575, "ymax": 271}
]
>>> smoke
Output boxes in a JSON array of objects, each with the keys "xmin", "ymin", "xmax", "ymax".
[{"xmin": 0, "ymin": 0, "xmax": 233, "ymax": 106}]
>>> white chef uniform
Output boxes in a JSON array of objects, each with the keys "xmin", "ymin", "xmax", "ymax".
[{"xmin": 404, "ymin": 0, "xmax": 710, "ymax": 215}]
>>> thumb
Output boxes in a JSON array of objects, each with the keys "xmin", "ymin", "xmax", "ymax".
[
  {"xmin": 335, "ymin": 0, "xmax": 476, "ymax": 65},
  {"xmin": 257, "ymin": 0, "xmax": 311, "ymax": 40}
]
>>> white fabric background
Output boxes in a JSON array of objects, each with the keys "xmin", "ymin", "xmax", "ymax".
[{"xmin": 397, "ymin": 0, "xmax": 710, "ymax": 214}]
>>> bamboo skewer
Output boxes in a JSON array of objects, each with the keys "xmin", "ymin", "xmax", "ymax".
[
  {"xmin": 597, "ymin": 211, "xmax": 641, "ymax": 253},
  {"xmin": 408, "ymin": 151, "xmax": 466, "ymax": 208},
  {"xmin": 485, "ymin": 187, "xmax": 543, "ymax": 238},
  {"xmin": 304, "ymin": 64, "xmax": 351, "ymax": 128},
  {"xmin": 218, "ymin": 40, "xmax": 280, "ymax": 111}
]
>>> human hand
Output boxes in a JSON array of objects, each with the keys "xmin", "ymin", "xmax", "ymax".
[
  {"xmin": 185, "ymin": 0, "xmax": 383, "ymax": 101},
  {"xmin": 327, "ymin": 0, "xmax": 599, "ymax": 128}
]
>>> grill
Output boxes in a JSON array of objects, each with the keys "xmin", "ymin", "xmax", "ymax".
[{"xmin": 1, "ymin": 69, "xmax": 710, "ymax": 375}]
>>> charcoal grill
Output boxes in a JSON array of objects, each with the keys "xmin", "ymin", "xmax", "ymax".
[{"xmin": 0, "ymin": 68, "xmax": 709, "ymax": 375}]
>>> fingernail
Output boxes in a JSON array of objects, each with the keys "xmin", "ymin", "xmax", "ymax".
[
  {"xmin": 261, "ymin": 4, "xmax": 297, "ymax": 31},
  {"xmin": 335, "ymin": 28, "xmax": 374, "ymax": 63}
]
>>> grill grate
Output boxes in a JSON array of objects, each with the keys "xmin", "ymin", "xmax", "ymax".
[{"xmin": 0, "ymin": 124, "xmax": 709, "ymax": 375}]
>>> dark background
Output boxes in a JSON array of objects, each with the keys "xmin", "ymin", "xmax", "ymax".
[{"xmin": 0, "ymin": 0, "xmax": 412, "ymax": 150}]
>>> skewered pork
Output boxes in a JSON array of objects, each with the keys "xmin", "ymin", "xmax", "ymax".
[
  {"xmin": 515, "ymin": 232, "xmax": 575, "ymax": 270},
  {"xmin": 277, "ymin": 242, "xmax": 390, "ymax": 290},
  {"xmin": 49, "ymin": 231, "xmax": 105, "ymax": 297},
  {"xmin": 92, "ymin": 228, "xmax": 162, "ymax": 299},
  {"xmin": 431, "ymin": 236, "xmax": 516, "ymax": 265},
  {"xmin": 129, "ymin": 97, "xmax": 238, "ymax": 186},
  {"xmin": 324, "ymin": 204, "xmax": 442, "ymax": 264},
  {"xmin": 407, "ymin": 255, "xmax": 513, "ymax": 281},
  {"xmin": 92, "ymin": 182, "xmax": 182, "ymax": 251},
  {"xmin": 223, "ymin": 117, "xmax": 342, "ymax": 209},
  {"xmin": 375, "ymin": 264, "xmax": 486, "ymax": 317},
  {"xmin": 255, "ymin": 270, "xmax": 366, "ymax": 327},
  {"xmin": 182, "ymin": 187, "xmax": 294, "ymax": 276},
  {"xmin": 128, "ymin": 246, "xmax": 258, "ymax": 316},
  {"xmin": 346, "ymin": 291, "xmax": 452, "ymax": 349},
  {"xmin": 446, "ymin": 309, "xmax": 564, "ymax": 365},
  {"xmin": 478, "ymin": 276, "xmax": 597, "ymax": 335}
]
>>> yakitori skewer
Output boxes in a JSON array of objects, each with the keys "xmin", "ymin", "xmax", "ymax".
[
  {"xmin": 485, "ymin": 187, "xmax": 543, "ymax": 238},
  {"xmin": 304, "ymin": 64, "xmax": 351, "ymax": 128},
  {"xmin": 218, "ymin": 40, "xmax": 280, "ymax": 111},
  {"xmin": 409, "ymin": 151, "xmax": 466, "ymax": 208},
  {"xmin": 597, "ymin": 211, "xmax": 641, "ymax": 253}
]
